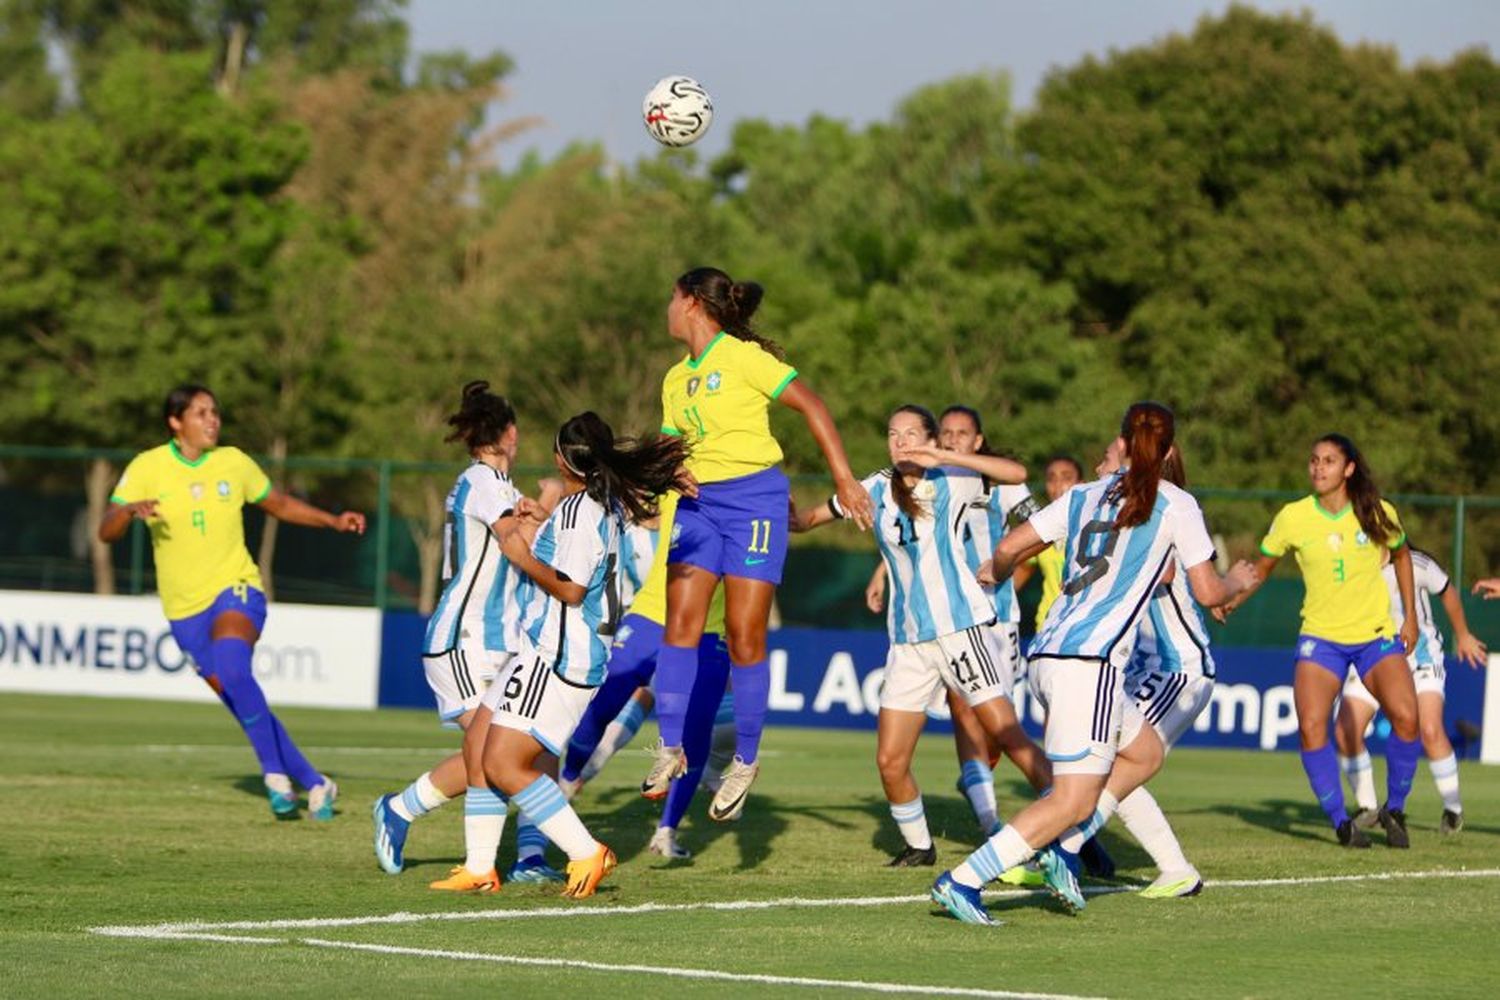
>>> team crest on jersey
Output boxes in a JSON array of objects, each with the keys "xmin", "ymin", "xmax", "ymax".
[
  {"xmin": 1299, "ymin": 639, "xmax": 1316, "ymax": 658},
  {"xmin": 671, "ymin": 522, "xmax": 683, "ymax": 543},
  {"xmin": 706, "ymin": 371, "xmax": 722, "ymax": 392},
  {"xmin": 1355, "ymin": 531, "xmax": 1369, "ymax": 546},
  {"xmin": 686, "ymin": 376, "xmax": 701, "ymax": 396},
  {"xmin": 217, "ymin": 480, "xmax": 231, "ymax": 498},
  {"xmin": 189, "ymin": 482, "xmax": 204, "ymax": 500},
  {"xmin": 1326, "ymin": 533, "xmax": 1343, "ymax": 552}
]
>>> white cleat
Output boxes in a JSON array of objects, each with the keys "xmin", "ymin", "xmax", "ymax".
[
  {"xmin": 647, "ymin": 826, "xmax": 692, "ymax": 859},
  {"xmin": 1139, "ymin": 868, "xmax": 1203, "ymax": 899},
  {"xmin": 640, "ymin": 741, "xmax": 687, "ymax": 800},
  {"xmin": 308, "ymin": 778, "xmax": 339, "ymax": 822},
  {"xmin": 707, "ymin": 755, "xmax": 759, "ymax": 823}
]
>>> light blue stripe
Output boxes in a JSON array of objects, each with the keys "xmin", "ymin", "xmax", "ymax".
[
  {"xmin": 438, "ymin": 479, "xmax": 475, "ymax": 650},
  {"xmin": 874, "ymin": 482, "xmax": 910, "ymax": 640},
  {"xmin": 483, "ymin": 560, "xmax": 510, "ymax": 651},
  {"xmin": 958, "ymin": 759, "xmax": 991, "ymax": 789},
  {"xmin": 1047, "ymin": 748, "xmax": 1092, "ymax": 762},
  {"xmin": 513, "ymin": 777, "xmax": 567, "ymax": 823},
  {"xmin": 400, "ymin": 787, "xmax": 427, "ymax": 817},
  {"xmin": 969, "ymin": 841, "xmax": 1005, "ymax": 883}
]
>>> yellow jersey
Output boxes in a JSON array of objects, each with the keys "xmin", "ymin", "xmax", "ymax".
[
  {"xmin": 660, "ymin": 331, "xmax": 798, "ymax": 483},
  {"xmin": 1033, "ymin": 542, "xmax": 1065, "ymax": 632},
  {"xmin": 628, "ymin": 493, "xmax": 726, "ymax": 634},
  {"xmin": 1260, "ymin": 495, "xmax": 1406, "ymax": 643},
  {"xmin": 111, "ymin": 442, "xmax": 271, "ymax": 620}
]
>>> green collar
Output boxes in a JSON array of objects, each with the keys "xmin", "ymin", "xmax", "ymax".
[
  {"xmin": 1313, "ymin": 495, "xmax": 1350, "ymax": 520},
  {"xmin": 687, "ymin": 330, "xmax": 727, "ymax": 370},
  {"xmin": 169, "ymin": 439, "xmax": 212, "ymax": 468}
]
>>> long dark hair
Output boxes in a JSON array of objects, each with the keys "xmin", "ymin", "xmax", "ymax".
[
  {"xmin": 889, "ymin": 404, "xmax": 939, "ymax": 521},
  {"xmin": 554, "ymin": 412, "xmax": 688, "ymax": 523},
  {"xmin": 1161, "ymin": 445, "xmax": 1187, "ymax": 488},
  {"xmin": 444, "ymin": 380, "xmax": 516, "ymax": 453},
  {"xmin": 163, "ymin": 384, "xmax": 215, "ymax": 429},
  {"xmin": 1109, "ymin": 402, "xmax": 1175, "ymax": 528},
  {"xmin": 676, "ymin": 266, "xmax": 784, "ymax": 360},
  {"xmin": 1315, "ymin": 433, "xmax": 1399, "ymax": 546}
]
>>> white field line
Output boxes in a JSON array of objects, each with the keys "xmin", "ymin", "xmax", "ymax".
[{"xmin": 89, "ymin": 867, "xmax": 1500, "ymax": 938}]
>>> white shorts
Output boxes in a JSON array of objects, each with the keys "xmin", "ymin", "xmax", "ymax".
[
  {"xmin": 422, "ymin": 644, "xmax": 513, "ymax": 725},
  {"xmin": 925, "ymin": 623, "xmax": 1022, "ymax": 715},
  {"xmin": 1029, "ymin": 657, "xmax": 1125, "ymax": 776},
  {"xmin": 883, "ymin": 624, "xmax": 1013, "ymax": 713},
  {"xmin": 490, "ymin": 649, "xmax": 598, "ymax": 756},
  {"xmin": 1121, "ymin": 670, "xmax": 1213, "ymax": 751},
  {"xmin": 1343, "ymin": 656, "xmax": 1445, "ymax": 708}
]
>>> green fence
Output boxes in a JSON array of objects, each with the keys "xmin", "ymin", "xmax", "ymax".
[{"xmin": 3, "ymin": 444, "xmax": 1498, "ymax": 635}]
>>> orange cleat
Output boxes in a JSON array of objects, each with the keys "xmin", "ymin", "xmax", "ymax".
[
  {"xmin": 428, "ymin": 866, "xmax": 501, "ymax": 894},
  {"xmin": 561, "ymin": 844, "xmax": 617, "ymax": 899}
]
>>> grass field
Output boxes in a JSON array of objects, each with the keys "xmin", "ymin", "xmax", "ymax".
[{"xmin": 2, "ymin": 692, "xmax": 1497, "ymax": 998}]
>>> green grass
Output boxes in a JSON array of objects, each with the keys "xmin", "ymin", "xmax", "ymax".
[{"xmin": 2, "ymin": 692, "xmax": 1497, "ymax": 998}]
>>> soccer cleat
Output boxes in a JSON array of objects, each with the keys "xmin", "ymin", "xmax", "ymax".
[
  {"xmin": 1440, "ymin": 809, "xmax": 1464, "ymax": 835},
  {"xmin": 997, "ymin": 862, "xmax": 1045, "ymax": 888},
  {"xmin": 308, "ymin": 779, "xmax": 338, "ymax": 821},
  {"xmin": 708, "ymin": 756, "xmax": 759, "ymax": 823},
  {"xmin": 557, "ymin": 775, "xmax": 584, "ymax": 802},
  {"xmin": 1351, "ymin": 807, "xmax": 1380, "ymax": 830},
  {"xmin": 371, "ymin": 795, "xmax": 410, "ymax": 874},
  {"xmin": 1336, "ymin": 818, "xmax": 1371, "ymax": 848},
  {"xmin": 1079, "ymin": 835, "xmax": 1115, "ymax": 879},
  {"xmin": 429, "ymin": 866, "xmax": 500, "ymax": 893},
  {"xmin": 1377, "ymin": 804, "xmax": 1409, "ymax": 849},
  {"xmin": 1139, "ymin": 868, "xmax": 1204, "ymax": 899},
  {"xmin": 930, "ymin": 871, "xmax": 998, "ymax": 926},
  {"xmin": 647, "ymin": 826, "xmax": 692, "ymax": 859},
  {"xmin": 265, "ymin": 774, "xmax": 297, "ymax": 818},
  {"xmin": 640, "ymin": 741, "xmax": 688, "ymax": 801},
  {"xmin": 1037, "ymin": 844, "xmax": 1086, "ymax": 913},
  {"xmin": 887, "ymin": 844, "xmax": 937, "ymax": 868},
  {"xmin": 507, "ymin": 858, "xmax": 566, "ymax": 884},
  {"xmin": 562, "ymin": 843, "xmax": 617, "ymax": 899}
]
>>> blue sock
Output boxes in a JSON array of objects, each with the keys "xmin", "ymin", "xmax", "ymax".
[
  {"xmin": 268, "ymin": 716, "xmax": 323, "ymax": 790},
  {"xmin": 654, "ymin": 644, "xmax": 698, "ymax": 748},
  {"xmin": 515, "ymin": 812, "xmax": 547, "ymax": 863},
  {"xmin": 1300, "ymin": 744, "xmax": 1350, "ymax": 827},
  {"xmin": 731, "ymin": 657, "xmax": 770, "ymax": 763},
  {"xmin": 1384, "ymin": 735, "xmax": 1421, "ymax": 811},
  {"xmin": 562, "ymin": 668, "xmax": 643, "ymax": 780},
  {"xmin": 958, "ymin": 759, "xmax": 990, "ymax": 791},
  {"xmin": 662, "ymin": 634, "xmax": 734, "ymax": 829},
  {"xmin": 210, "ymin": 637, "xmax": 319, "ymax": 788}
]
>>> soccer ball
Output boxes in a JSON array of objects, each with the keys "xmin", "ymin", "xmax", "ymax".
[{"xmin": 642, "ymin": 75, "xmax": 713, "ymax": 147}]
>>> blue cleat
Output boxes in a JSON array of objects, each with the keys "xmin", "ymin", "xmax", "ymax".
[
  {"xmin": 930, "ymin": 871, "xmax": 999, "ymax": 926},
  {"xmin": 372, "ymin": 795, "xmax": 409, "ymax": 874},
  {"xmin": 507, "ymin": 858, "xmax": 566, "ymax": 884},
  {"xmin": 267, "ymin": 788, "xmax": 298, "ymax": 818},
  {"xmin": 1037, "ymin": 844, "xmax": 1086, "ymax": 914}
]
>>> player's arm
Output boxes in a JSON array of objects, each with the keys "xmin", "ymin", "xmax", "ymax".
[
  {"xmin": 259, "ymin": 489, "xmax": 365, "ymax": 534},
  {"xmin": 1475, "ymin": 578, "xmax": 1500, "ymax": 600},
  {"xmin": 1438, "ymin": 583, "xmax": 1488, "ymax": 667},
  {"xmin": 897, "ymin": 444, "xmax": 1027, "ymax": 485},
  {"xmin": 1213, "ymin": 553, "xmax": 1279, "ymax": 621},
  {"xmin": 497, "ymin": 526, "xmax": 586, "ymax": 606},
  {"xmin": 98, "ymin": 500, "xmax": 158, "ymax": 543},
  {"xmin": 985, "ymin": 522, "xmax": 1048, "ymax": 587},
  {"xmin": 1009, "ymin": 556, "xmax": 1038, "ymax": 595},
  {"xmin": 865, "ymin": 560, "xmax": 887, "ymax": 614},
  {"xmin": 777, "ymin": 378, "xmax": 872, "ymax": 530},
  {"xmin": 1390, "ymin": 543, "xmax": 1418, "ymax": 654},
  {"xmin": 1187, "ymin": 557, "xmax": 1261, "ymax": 610},
  {"xmin": 790, "ymin": 498, "xmax": 840, "ymax": 533}
]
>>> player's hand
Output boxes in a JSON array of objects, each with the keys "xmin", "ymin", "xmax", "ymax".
[
  {"xmin": 864, "ymin": 573, "xmax": 886, "ymax": 614},
  {"xmin": 835, "ymin": 477, "xmax": 874, "ymax": 531},
  {"xmin": 1454, "ymin": 631, "xmax": 1488, "ymax": 668},
  {"xmin": 1399, "ymin": 617, "xmax": 1419, "ymax": 656},
  {"xmin": 1211, "ymin": 604, "xmax": 1233, "ymax": 624},
  {"xmin": 334, "ymin": 511, "xmax": 366, "ymax": 534},
  {"xmin": 976, "ymin": 561, "xmax": 998, "ymax": 587},
  {"xmin": 1227, "ymin": 559, "xmax": 1261, "ymax": 596},
  {"xmin": 515, "ymin": 496, "xmax": 547, "ymax": 523},
  {"xmin": 129, "ymin": 499, "xmax": 159, "ymax": 520},
  {"xmin": 895, "ymin": 444, "xmax": 944, "ymax": 469},
  {"xmin": 1474, "ymin": 578, "xmax": 1500, "ymax": 600},
  {"xmin": 675, "ymin": 469, "xmax": 700, "ymax": 499}
]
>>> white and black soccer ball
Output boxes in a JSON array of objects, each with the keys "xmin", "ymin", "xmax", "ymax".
[{"xmin": 642, "ymin": 75, "xmax": 713, "ymax": 147}]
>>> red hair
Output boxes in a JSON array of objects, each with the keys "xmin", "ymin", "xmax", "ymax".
[{"xmin": 1111, "ymin": 402, "xmax": 1175, "ymax": 528}]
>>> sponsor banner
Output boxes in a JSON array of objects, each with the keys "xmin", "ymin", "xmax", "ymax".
[{"xmin": 0, "ymin": 590, "xmax": 379, "ymax": 709}]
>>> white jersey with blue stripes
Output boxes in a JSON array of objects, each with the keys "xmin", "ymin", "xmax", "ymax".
[
  {"xmin": 1128, "ymin": 561, "xmax": 1216, "ymax": 679},
  {"xmin": 423, "ymin": 463, "xmax": 523, "ymax": 656},
  {"xmin": 1030, "ymin": 473, "xmax": 1216, "ymax": 668},
  {"xmin": 839, "ymin": 467, "xmax": 993, "ymax": 644},
  {"xmin": 619, "ymin": 521, "xmax": 657, "ymax": 609},
  {"xmin": 961, "ymin": 483, "xmax": 1038, "ymax": 625},
  {"xmin": 1383, "ymin": 549, "xmax": 1449, "ymax": 668},
  {"xmin": 516, "ymin": 491, "xmax": 626, "ymax": 687}
]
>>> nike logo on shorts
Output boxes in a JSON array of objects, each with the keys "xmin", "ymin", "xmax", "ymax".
[{"xmin": 745, "ymin": 557, "xmax": 767, "ymax": 565}]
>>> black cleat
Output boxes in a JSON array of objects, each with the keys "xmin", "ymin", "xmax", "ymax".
[
  {"xmin": 887, "ymin": 845, "xmax": 937, "ymax": 867},
  {"xmin": 1337, "ymin": 818, "xmax": 1371, "ymax": 848},
  {"xmin": 1377, "ymin": 805, "xmax": 1410, "ymax": 849},
  {"xmin": 1079, "ymin": 835, "xmax": 1115, "ymax": 879},
  {"xmin": 1440, "ymin": 809, "xmax": 1463, "ymax": 836}
]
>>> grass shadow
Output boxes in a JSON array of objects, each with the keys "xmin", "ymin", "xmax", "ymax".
[{"xmin": 1199, "ymin": 797, "xmax": 1336, "ymax": 843}]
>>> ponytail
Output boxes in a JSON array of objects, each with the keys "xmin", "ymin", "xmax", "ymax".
[
  {"xmin": 1315, "ymin": 433, "xmax": 1399, "ymax": 546},
  {"xmin": 676, "ymin": 266, "xmax": 784, "ymax": 360},
  {"xmin": 1110, "ymin": 402, "xmax": 1175, "ymax": 528},
  {"xmin": 554, "ymin": 412, "xmax": 688, "ymax": 522},
  {"xmin": 888, "ymin": 404, "xmax": 939, "ymax": 521},
  {"xmin": 1161, "ymin": 445, "xmax": 1187, "ymax": 489},
  {"xmin": 444, "ymin": 380, "xmax": 517, "ymax": 452}
]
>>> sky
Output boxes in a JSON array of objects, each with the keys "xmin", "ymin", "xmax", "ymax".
[{"xmin": 406, "ymin": 1, "xmax": 1499, "ymax": 168}]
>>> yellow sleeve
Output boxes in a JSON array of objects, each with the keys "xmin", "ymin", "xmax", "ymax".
[
  {"xmin": 1382, "ymin": 500, "xmax": 1406, "ymax": 549},
  {"xmin": 660, "ymin": 377, "xmax": 681, "ymax": 436},
  {"xmin": 236, "ymin": 449, "xmax": 272, "ymax": 503},
  {"xmin": 110, "ymin": 453, "xmax": 152, "ymax": 504},
  {"xmin": 1260, "ymin": 506, "xmax": 1292, "ymax": 558},
  {"xmin": 741, "ymin": 344, "xmax": 798, "ymax": 400}
]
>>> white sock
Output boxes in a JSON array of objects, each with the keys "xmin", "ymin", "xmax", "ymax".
[
  {"xmin": 1115, "ymin": 786, "xmax": 1191, "ymax": 873},
  {"xmin": 392, "ymin": 771, "xmax": 450, "ymax": 822},
  {"xmin": 958, "ymin": 760, "xmax": 1000, "ymax": 835},
  {"xmin": 890, "ymin": 796, "xmax": 933, "ymax": 851},
  {"xmin": 953, "ymin": 824, "xmax": 1033, "ymax": 888},
  {"xmin": 581, "ymin": 705, "xmax": 648, "ymax": 783},
  {"xmin": 1339, "ymin": 751, "xmax": 1378, "ymax": 812},
  {"xmin": 513, "ymin": 776, "xmax": 598, "ymax": 861},
  {"xmin": 264, "ymin": 773, "xmax": 292, "ymax": 795},
  {"xmin": 1059, "ymin": 790, "xmax": 1120, "ymax": 854},
  {"xmin": 462, "ymin": 786, "xmax": 507, "ymax": 875},
  {"xmin": 1429, "ymin": 753, "xmax": 1462, "ymax": 813}
]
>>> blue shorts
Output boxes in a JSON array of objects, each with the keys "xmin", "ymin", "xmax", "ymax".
[
  {"xmin": 606, "ymin": 614, "xmax": 666, "ymax": 684},
  {"xmin": 670, "ymin": 465, "xmax": 790, "ymax": 585},
  {"xmin": 169, "ymin": 585, "xmax": 267, "ymax": 677},
  {"xmin": 1296, "ymin": 633, "xmax": 1403, "ymax": 681}
]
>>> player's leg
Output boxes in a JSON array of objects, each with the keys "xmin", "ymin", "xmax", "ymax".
[
  {"xmin": 647, "ymin": 553, "xmax": 718, "ymax": 796},
  {"xmin": 948, "ymin": 691, "xmax": 1001, "ymax": 836},
  {"xmin": 1292, "ymin": 651, "xmax": 1365, "ymax": 846},
  {"xmin": 708, "ymin": 573, "xmax": 777, "ymax": 822},
  {"xmin": 876, "ymin": 708, "xmax": 936, "ymax": 865},
  {"xmin": 1414, "ymin": 666, "xmax": 1462, "ymax": 831},
  {"xmin": 653, "ymin": 634, "xmax": 733, "ymax": 858},
  {"xmin": 1360, "ymin": 647, "xmax": 1421, "ymax": 848},
  {"xmin": 1333, "ymin": 670, "xmax": 1380, "ymax": 825},
  {"xmin": 562, "ymin": 637, "xmax": 657, "ymax": 791}
]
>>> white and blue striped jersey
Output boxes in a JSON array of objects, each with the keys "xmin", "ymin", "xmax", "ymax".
[
  {"xmin": 961, "ymin": 483, "xmax": 1039, "ymax": 625},
  {"xmin": 516, "ymin": 491, "xmax": 626, "ymax": 687},
  {"xmin": 619, "ymin": 521, "xmax": 657, "ymax": 609},
  {"xmin": 423, "ymin": 463, "xmax": 523, "ymax": 656},
  {"xmin": 1383, "ymin": 550, "xmax": 1450, "ymax": 668},
  {"xmin": 836, "ymin": 467, "xmax": 993, "ymax": 644},
  {"xmin": 1128, "ymin": 562, "xmax": 1216, "ymax": 679},
  {"xmin": 1030, "ymin": 473, "xmax": 1216, "ymax": 668}
]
